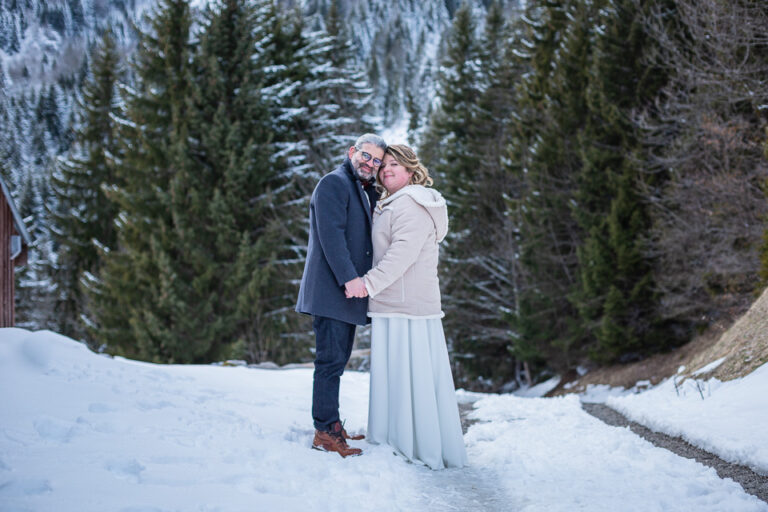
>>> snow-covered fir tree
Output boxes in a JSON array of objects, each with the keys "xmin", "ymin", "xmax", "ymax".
[
  {"xmin": 49, "ymin": 29, "xmax": 124, "ymax": 345},
  {"xmin": 180, "ymin": 0, "xmax": 310, "ymax": 364},
  {"xmin": 87, "ymin": 0, "xmax": 197, "ymax": 362}
]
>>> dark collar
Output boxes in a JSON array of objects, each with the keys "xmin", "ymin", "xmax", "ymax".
[{"xmin": 342, "ymin": 157, "xmax": 356, "ymax": 181}]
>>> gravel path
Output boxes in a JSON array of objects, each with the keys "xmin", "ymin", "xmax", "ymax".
[{"xmin": 581, "ymin": 402, "xmax": 768, "ymax": 504}]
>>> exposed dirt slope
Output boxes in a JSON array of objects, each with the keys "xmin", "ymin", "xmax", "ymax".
[
  {"xmin": 550, "ymin": 287, "xmax": 768, "ymax": 395},
  {"xmin": 691, "ymin": 287, "xmax": 768, "ymax": 381}
]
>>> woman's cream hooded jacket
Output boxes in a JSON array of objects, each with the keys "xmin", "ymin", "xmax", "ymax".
[{"xmin": 363, "ymin": 184, "xmax": 448, "ymax": 319}]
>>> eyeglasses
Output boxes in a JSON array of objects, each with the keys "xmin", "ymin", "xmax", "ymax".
[{"xmin": 359, "ymin": 151, "xmax": 382, "ymax": 167}]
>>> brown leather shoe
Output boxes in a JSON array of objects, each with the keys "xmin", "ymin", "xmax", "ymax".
[
  {"xmin": 339, "ymin": 420, "xmax": 365, "ymax": 441},
  {"xmin": 312, "ymin": 423, "xmax": 362, "ymax": 458}
]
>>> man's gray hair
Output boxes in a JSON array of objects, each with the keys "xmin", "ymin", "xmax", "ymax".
[{"xmin": 354, "ymin": 133, "xmax": 387, "ymax": 152}]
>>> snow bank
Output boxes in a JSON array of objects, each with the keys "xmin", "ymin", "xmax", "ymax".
[{"xmin": 607, "ymin": 362, "xmax": 768, "ymax": 476}]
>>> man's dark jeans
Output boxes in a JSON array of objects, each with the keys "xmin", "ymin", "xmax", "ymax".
[{"xmin": 312, "ymin": 315, "xmax": 356, "ymax": 432}]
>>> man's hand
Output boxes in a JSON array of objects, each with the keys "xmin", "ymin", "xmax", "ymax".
[{"xmin": 344, "ymin": 277, "xmax": 368, "ymax": 298}]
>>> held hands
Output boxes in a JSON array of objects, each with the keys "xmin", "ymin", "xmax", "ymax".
[{"xmin": 344, "ymin": 277, "xmax": 368, "ymax": 299}]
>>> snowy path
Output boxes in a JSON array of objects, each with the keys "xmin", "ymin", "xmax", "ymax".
[
  {"xmin": 1, "ymin": 329, "xmax": 767, "ymax": 511},
  {"xmin": 408, "ymin": 463, "xmax": 509, "ymax": 511},
  {"xmin": 582, "ymin": 402, "xmax": 768, "ymax": 503}
]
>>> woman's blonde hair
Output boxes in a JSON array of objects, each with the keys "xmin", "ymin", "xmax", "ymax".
[{"xmin": 379, "ymin": 144, "xmax": 433, "ymax": 198}]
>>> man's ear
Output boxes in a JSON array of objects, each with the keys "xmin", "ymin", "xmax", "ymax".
[{"xmin": 348, "ymin": 146, "xmax": 357, "ymax": 159}]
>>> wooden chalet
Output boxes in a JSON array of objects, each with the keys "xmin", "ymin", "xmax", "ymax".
[{"xmin": 1, "ymin": 174, "xmax": 31, "ymax": 327}]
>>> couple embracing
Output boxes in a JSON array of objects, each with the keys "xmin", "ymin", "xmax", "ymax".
[{"xmin": 295, "ymin": 134, "xmax": 467, "ymax": 470}]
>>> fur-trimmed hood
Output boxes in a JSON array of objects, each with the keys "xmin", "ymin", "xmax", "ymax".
[{"xmin": 378, "ymin": 185, "xmax": 448, "ymax": 242}]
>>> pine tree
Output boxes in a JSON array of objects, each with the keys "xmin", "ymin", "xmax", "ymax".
[
  {"xmin": 88, "ymin": 0, "xmax": 197, "ymax": 361},
  {"xmin": 260, "ymin": 4, "xmax": 317, "ymax": 190},
  {"xmin": 260, "ymin": 3, "xmax": 329, "ymax": 358},
  {"xmin": 181, "ymin": 0, "xmax": 304, "ymax": 363},
  {"xmin": 426, "ymin": 2, "xmax": 528, "ymax": 388},
  {"xmin": 89, "ymin": 0, "xmax": 320, "ymax": 364},
  {"xmin": 318, "ymin": 0, "xmax": 378, "ymax": 156},
  {"xmin": 256, "ymin": 2, "xmax": 382, "ymax": 359},
  {"xmin": 570, "ymin": 0, "xmax": 673, "ymax": 363},
  {"xmin": 9, "ymin": 22, "xmax": 20, "ymax": 54},
  {"xmin": 274, "ymin": 0, "xmax": 377, "ymax": 173},
  {"xmin": 502, "ymin": 8, "xmax": 543, "ymax": 379},
  {"xmin": 38, "ymin": 84, "xmax": 62, "ymax": 146},
  {"xmin": 9, "ymin": 84, "xmax": 60, "ymax": 332},
  {"xmin": 49, "ymin": 29, "xmax": 123, "ymax": 344},
  {"xmin": 418, "ymin": 3, "xmax": 486, "ymax": 384},
  {"xmin": 420, "ymin": 3, "xmax": 481, "ymax": 207},
  {"xmin": 508, "ymin": 1, "xmax": 591, "ymax": 372},
  {"xmin": 14, "ymin": 170, "xmax": 58, "ymax": 331}
]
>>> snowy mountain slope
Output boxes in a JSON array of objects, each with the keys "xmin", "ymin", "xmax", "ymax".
[
  {"xmin": 0, "ymin": 0, "xmax": 154, "ymax": 92},
  {"xmin": 301, "ymin": 0, "xmax": 523, "ymax": 127},
  {"xmin": 0, "ymin": 0, "xmax": 519, "ymax": 103}
]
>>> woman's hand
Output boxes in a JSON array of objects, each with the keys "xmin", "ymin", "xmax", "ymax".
[{"xmin": 344, "ymin": 277, "xmax": 368, "ymax": 298}]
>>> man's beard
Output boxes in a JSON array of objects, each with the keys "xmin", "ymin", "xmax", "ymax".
[{"xmin": 354, "ymin": 163, "xmax": 375, "ymax": 183}]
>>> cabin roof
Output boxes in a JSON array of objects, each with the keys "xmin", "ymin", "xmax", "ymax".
[{"xmin": 0, "ymin": 174, "xmax": 32, "ymax": 246}]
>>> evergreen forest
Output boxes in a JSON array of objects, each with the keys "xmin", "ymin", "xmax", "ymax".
[{"xmin": 2, "ymin": 0, "xmax": 768, "ymax": 391}]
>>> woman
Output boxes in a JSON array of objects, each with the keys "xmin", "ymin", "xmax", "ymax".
[{"xmin": 354, "ymin": 144, "xmax": 467, "ymax": 469}]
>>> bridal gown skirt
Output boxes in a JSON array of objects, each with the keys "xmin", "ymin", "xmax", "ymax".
[{"xmin": 367, "ymin": 316, "xmax": 468, "ymax": 470}]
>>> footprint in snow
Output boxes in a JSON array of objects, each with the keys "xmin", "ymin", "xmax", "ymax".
[
  {"xmin": 88, "ymin": 402, "xmax": 118, "ymax": 413},
  {"xmin": 0, "ymin": 478, "xmax": 53, "ymax": 497},
  {"xmin": 105, "ymin": 458, "xmax": 145, "ymax": 483},
  {"xmin": 33, "ymin": 417, "xmax": 75, "ymax": 443}
]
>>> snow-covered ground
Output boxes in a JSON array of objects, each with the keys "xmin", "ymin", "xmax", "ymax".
[
  {"xmin": 605, "ymin": 361, "xmax": 768, "ymax": 477},
  {"xmin": 1, "ymin": 328, "xmax": 767, "ymax": 511}
]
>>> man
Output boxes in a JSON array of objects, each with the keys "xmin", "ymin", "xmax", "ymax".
[{"xmin": 296, "ymin": 133, "xmax": 387, "ymax": 457}]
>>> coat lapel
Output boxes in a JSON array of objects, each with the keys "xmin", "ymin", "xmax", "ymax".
[
  {"xmin": 344, "ymin": 158, "xmax": 375, "ymax": 226},
  {"xmin": 356, "ymin": 181, "xmax": 374, "ymax": 226}
]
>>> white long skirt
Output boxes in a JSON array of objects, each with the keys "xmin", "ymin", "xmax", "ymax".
[{"xmin": 367, "ymin": 316, "xmax": 468, "ymax": 470}]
